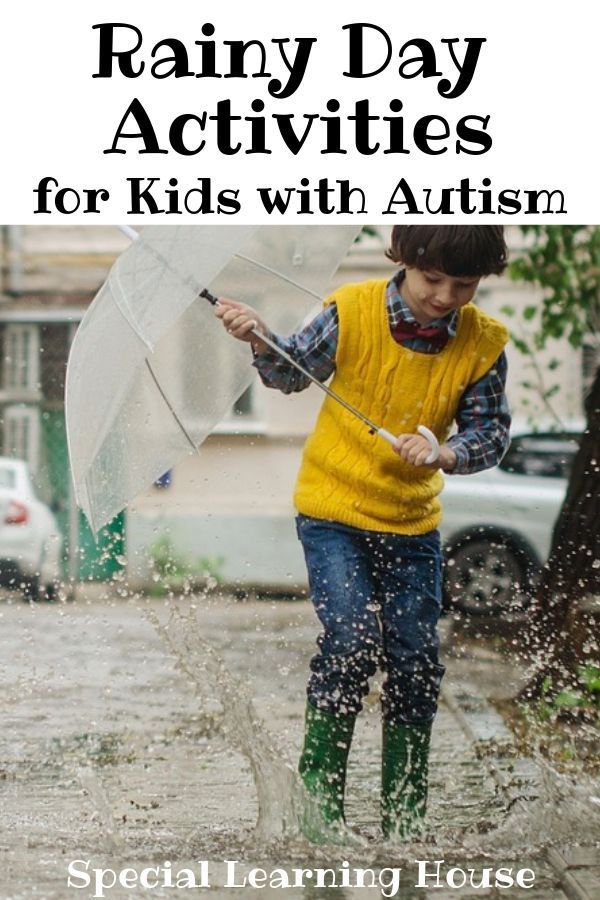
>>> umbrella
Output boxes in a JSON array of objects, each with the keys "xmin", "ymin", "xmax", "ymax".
[
  {"xmin": 66, "ymin": 225, "xmax": 440, "ymax": 533},
  {"xmin": 66, "ymin": 225, "xmax": 356, "ymax": 532}
]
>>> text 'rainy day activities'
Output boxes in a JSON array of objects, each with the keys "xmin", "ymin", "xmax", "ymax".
[{"xmin": 32, "ymin": 22, "xmax": 568, "ymax": 217}]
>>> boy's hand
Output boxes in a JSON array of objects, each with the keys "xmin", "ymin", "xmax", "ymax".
[
  {"xmin": 393, "ymin": 433, "xmax": 457, "ymax": 472},
  {"xmin": 214, "ymin": 298, "xmax": 271, "ymax": 354}
]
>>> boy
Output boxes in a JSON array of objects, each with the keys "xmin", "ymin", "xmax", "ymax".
[{"xmin": 216, "ymin": 226, "xmax": 511, "ymax": 842}]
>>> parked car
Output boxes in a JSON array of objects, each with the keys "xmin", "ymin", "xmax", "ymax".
[
  {"xmin": 440, "ymin": 429, "xmax": 581, "ymax": 616},
  {"xmin": 0, "ymin": 457, "xmax": 63, "ymax": 601}
]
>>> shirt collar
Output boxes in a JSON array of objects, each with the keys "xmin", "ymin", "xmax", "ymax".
[{"xmin": 386, "ymin": 271, "xmax": 459, "ymax": 337}]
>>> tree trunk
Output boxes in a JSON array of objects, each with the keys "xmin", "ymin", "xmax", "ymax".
[{"xmin": 518, "ymin": 364, "xmax": 600, "ymax": 699}]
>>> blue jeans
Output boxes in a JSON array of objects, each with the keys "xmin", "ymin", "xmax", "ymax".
[{"xmin": 296, "ymin": 514, "xmax": 445, "ymax": 725}]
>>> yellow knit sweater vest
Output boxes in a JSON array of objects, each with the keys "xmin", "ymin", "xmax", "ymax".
[{"xmin": 294, "ymin": 279, "xmax": 509, "ymax": 534}]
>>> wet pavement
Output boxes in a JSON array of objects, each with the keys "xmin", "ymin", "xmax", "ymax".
[{"xmin": 1, "ymin": 588, "xmax": 598, "ymax": 899}]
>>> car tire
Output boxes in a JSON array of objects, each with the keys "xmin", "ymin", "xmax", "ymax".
[
  {"xmin": 41, "ymin": 581, "xmax": 61, "ymax": 602},
  {"xmin": 443, "ymin": 530, "xmax": 539, "ymax": 617}
]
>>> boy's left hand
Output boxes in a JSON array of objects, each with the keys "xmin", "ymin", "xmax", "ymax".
[{"xmin": 393, "ymin": 434, "xmax": 457, "ymax": 472}]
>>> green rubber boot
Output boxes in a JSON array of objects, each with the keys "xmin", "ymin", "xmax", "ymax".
[
  {"xmin": 381, "ymin": 720, "xmax": 432, "ymax": 840},
  {"xmin": 298, "ymin": 702, "xmax": 355, "ymax": 841}
]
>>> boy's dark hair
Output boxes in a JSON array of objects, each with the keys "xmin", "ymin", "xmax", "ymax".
[{"xmin": 386, "ymin": 226, "xmax": 508, "ymax": 277}]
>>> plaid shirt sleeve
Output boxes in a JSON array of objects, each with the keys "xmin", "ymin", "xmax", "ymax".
[
  {"xmin": 251, "ymin": 304, "xmax": 339, "ymax": 394},
  {"xmin": 445, "ymin": 351, "xmax": 511, "ymax": 475}
]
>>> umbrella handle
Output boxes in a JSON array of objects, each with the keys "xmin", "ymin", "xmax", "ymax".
[{"xmin": 377, "ymin": 425, "xmax": 440, "ymax": 464}]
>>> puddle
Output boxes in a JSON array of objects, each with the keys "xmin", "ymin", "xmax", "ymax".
[{"xmin": 0, "ymin": 593, "xmax": 596, "ymax": 898}]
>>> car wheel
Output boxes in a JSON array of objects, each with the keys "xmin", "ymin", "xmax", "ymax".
[
  {"xmin": 41, "ymin": 581, "xmax": 61, "ymax": 602},
  {"xmin": 444, "ymin": 534, "xmax": 537, "ymax": 616}
]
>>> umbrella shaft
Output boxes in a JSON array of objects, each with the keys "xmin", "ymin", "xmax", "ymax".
[
  {"xmin": 248, "ymin": 325, "xmax": 382, "ymax": 436},
  {"xmin": 244, "ymin": 319, "xmax": 439, "ymax": 462}
]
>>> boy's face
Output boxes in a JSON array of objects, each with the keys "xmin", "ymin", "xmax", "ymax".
[{"xmin": 402, "ymin": 267, "xmax": 481, "ymax": 324}]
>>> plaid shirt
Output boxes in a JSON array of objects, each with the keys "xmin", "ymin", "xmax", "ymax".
[{"xmin": 253, "ymin": 274, "xmax": 511, "ymax": 475}]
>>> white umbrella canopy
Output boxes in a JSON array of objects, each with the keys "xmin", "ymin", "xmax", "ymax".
[{"xmin": 66, "ymin": 225, "xmax": 362, "ymax": 533}]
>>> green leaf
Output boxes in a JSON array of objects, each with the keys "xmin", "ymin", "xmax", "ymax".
[
  {"xmin": 553, "ymin": 691, "xmax": 583, "ymax": 708},
  {"xmin": 578, "ymin": 666, "xmax": 600, "ymax": 694},
  {"xmin": 523, "ymin": 305, "xmax": 538, "ymax": 321},
  {"xmin": 512, "ymin": 337, "xmax": 531, "ymax": 355},
  {"xmin": 544, "ymin": 384, "xmax": 561, "ymax": 399}
]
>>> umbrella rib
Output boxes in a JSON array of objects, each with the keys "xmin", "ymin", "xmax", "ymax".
[
  {"xmin": 233, "ymin": 253, "xmax": 322, "ymax": 301},
  {"xmin": 110, "ymin": 270, "xmax": 154, "ymax": 351},
  {"xmin": 144, "ymin": 358, "xmax": 199, "ymax": 454}
]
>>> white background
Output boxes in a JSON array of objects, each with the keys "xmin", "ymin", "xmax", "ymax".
[{"xmin": 1, "ymin": 0, "xmax": 597, "ymax": 223}]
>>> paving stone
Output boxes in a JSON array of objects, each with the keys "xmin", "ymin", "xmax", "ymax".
[
  {"xmin": 564, "ymin": 869, "xmax": 600, "ymax": 900},
  {"xmin": 550, "ymin": 847, "xmax": 600, "ymax": 869}
]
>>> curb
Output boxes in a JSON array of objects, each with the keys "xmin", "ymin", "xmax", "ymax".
[
  {"xmin": 441, "ymin": 681, "xmax": 540, "ymax": 803},
  {"xmin": 441, "ymin": 681, "xmax": 600, "ymax": 900},
  {"xmin": 547, "ymin": 848, "xmax": 600, "ymax": 900}
]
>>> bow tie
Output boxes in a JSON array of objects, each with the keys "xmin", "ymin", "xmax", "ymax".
[{"xmin": 390, "ymin": 318, "xmax": 449, "ymax": 351}]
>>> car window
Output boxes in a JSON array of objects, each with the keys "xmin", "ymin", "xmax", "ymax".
[
  {"xmin": 499, "ymin": 433, "xmax": 579, "ymax": 479},
  {"xmin": 0, "ymin": 467, "xmax": 16, "ymax": 489}
]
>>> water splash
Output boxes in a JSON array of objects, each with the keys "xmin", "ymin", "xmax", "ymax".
[
  {"xmin": 145, "ymin": 601, "xmax": 301, "ymax": 843},
  {"xmin": 77, "ymin": 766, "xmax": 124, "ymax": 854},
  {"xmin": 145, "ymin": 600, "xmax": 371, "ymax": 851},
  {"xmin": 469, "ymin": 756, "xmax": 600, "ymax": 854}
]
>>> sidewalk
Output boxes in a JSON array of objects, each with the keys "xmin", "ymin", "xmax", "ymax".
[{"xmin": 1, "ymin": 592, "xmax": 597, "ymax": 898}]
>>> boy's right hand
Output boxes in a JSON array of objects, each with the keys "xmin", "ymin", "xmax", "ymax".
[{"xmin": 214, "ymin": 298, "xmax": 272, "ymax": 354}]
